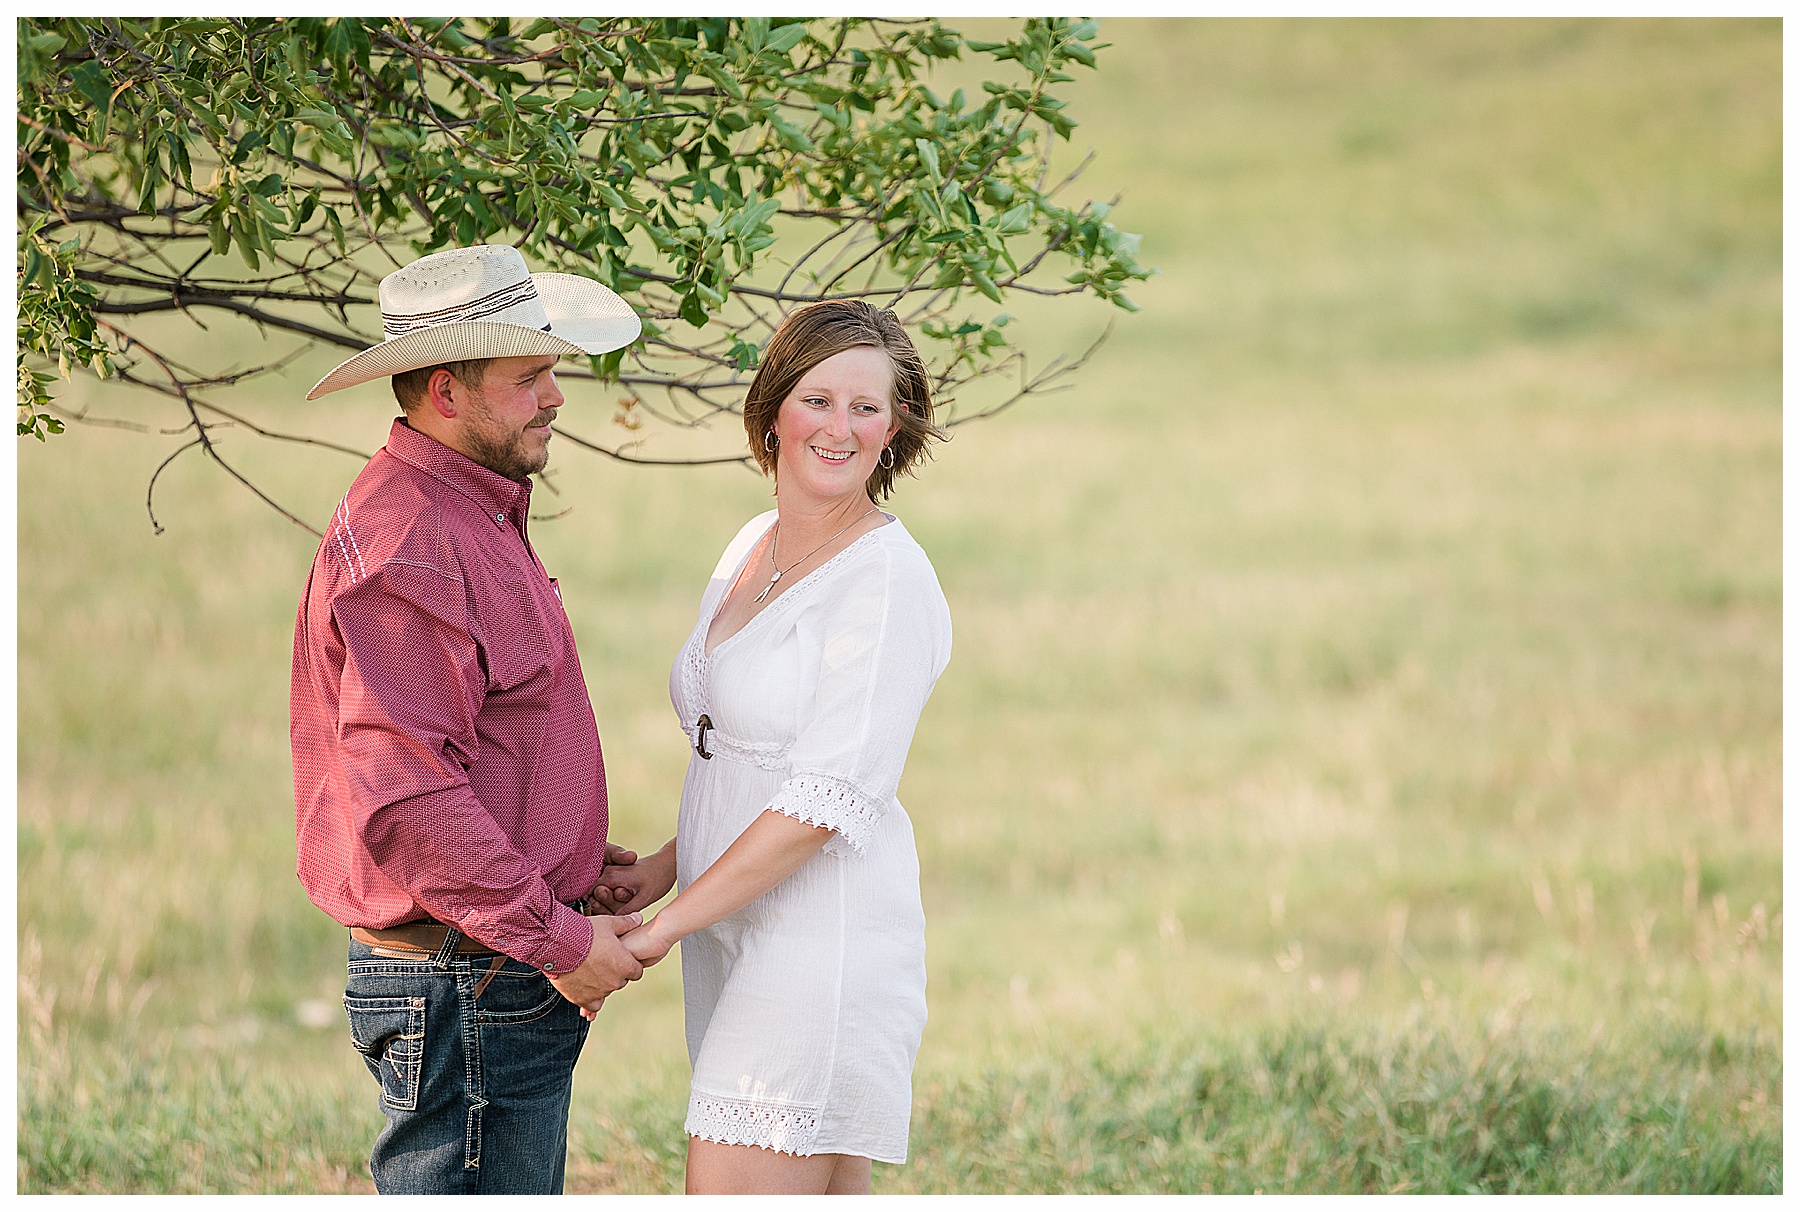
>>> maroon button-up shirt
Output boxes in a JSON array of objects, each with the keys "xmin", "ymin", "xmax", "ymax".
[{"xmin": 292, "ymin": 418, "xmax": 603, "ymax": 974}]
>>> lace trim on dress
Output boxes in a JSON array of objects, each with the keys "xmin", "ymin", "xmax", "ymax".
[
  {"xmin": 703, "ymin": 731, "xmax": 791, "ymax": 771},
  {"xmin": 675, "ymin": 621, "xmax": 709, "ymax": 723},
  {"xmin": 686, "ymin": 1091, "xmax": 823, "ymax": 1156},
  {"xmin": 767, "ymin": 773, "xmax": 884, "ymax": 858}
]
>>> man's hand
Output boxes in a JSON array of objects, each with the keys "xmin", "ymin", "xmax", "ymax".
[
  {"xmin": 589, "ymin": 838, "xmax": 677, "ymax": 916},
  {"xmin": 547, "ymin": 913, "xmax": 643, "ymax": 1019},
  {"xmin": 585, "ymin": 840, "xmax": 636, "ymax": 911}
]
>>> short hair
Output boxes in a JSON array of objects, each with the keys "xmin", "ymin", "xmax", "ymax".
[
  {"xmin": 742, "ymin": 301, "xmax": 944, "ymax": 502},
  {"xmin": 391, "ymin": 358, "xmax": 495, "ymax": 412}
]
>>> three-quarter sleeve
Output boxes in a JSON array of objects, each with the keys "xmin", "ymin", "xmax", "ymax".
[{"xmin": 763, "ymin": 542, "xmax": 952, "ymax": 857}]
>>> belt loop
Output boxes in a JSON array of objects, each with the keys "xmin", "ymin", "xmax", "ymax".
[
  {"xmin": 471, "ymin": 954, "xmax": 507, "ymax": 1000},
  {"xmin": 430, "ymin": 924, "xmax": 463, "ymax": 969}
]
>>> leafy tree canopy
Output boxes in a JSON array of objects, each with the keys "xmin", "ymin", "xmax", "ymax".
[{"xmin": 17, "ymin": 16, "xmax": 1149, "ymax": 532}]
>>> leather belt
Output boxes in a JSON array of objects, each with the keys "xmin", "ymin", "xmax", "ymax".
[
  {"xmin": 351, "ymin": 923, "xmax": 501, "ymax": 955},
  {"xmin": 350, "ymin": 899, "xmax": 594, "ymax": 958}
]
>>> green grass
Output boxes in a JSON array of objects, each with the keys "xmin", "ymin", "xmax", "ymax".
[{"xmin": 17, "ymin": 18, "xmax": 1779, "ymax": 1193}]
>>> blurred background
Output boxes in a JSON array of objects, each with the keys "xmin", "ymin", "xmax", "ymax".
[{"xmin": 17, "ymin": 18, "xmax": 1780, "ymax": 1192}]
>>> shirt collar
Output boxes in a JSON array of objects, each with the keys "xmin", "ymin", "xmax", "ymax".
[{"xmin": 383, "ymin": 418, "xmax": 532, "ymax": 521}]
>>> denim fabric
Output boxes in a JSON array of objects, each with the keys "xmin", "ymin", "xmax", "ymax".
[{"xmin": 344, "ymin": 934, "xmax": 592, "ymax": 1194}]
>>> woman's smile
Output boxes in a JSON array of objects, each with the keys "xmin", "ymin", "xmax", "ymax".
[{"xmin": 772, "ymin": 345, "xmax": 900, "ymax": 503}]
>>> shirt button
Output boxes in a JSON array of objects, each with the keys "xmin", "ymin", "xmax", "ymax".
[
  {"xmin": 496, "ymin": 512, "xmax": 506, "ymax": 525},
  {"xmin": 544, "ymin": 961, "xmax": 556, "ymax": 971}
]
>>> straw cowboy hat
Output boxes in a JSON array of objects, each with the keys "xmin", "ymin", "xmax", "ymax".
[{"xmin": 306, "ymin": 244, "xmax": 642, "ymax": 399}]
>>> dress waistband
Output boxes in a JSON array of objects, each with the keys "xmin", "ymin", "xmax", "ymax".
[{"xmin": 688, "ymin": 715, "xmax": 789, "ymax": 771}]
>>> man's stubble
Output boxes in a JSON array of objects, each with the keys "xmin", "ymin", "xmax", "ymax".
[{"xmin": 460, "ymin": 396, "xmax": 554, "ymax": 483}]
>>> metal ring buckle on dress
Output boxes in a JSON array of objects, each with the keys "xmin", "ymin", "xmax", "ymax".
[{"xmin": 695, "ymin": 713, "xmax": 713, "ymax": 760}]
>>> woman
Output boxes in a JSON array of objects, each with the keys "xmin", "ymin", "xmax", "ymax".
[{"xmin": 598, "ymin": 300, "xmax": 952, "ymax": 1194}]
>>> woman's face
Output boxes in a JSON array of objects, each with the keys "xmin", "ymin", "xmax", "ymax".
[{"xmin": 771, "ymin": 345, "xmax": 902, "ymax": 503}]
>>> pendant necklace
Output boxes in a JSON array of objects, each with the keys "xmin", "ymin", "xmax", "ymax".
[{"xmin": 753, "ymin": 505, "xmax": 879, "ymax": 604}]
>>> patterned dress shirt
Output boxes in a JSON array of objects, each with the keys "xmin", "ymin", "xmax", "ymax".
[{"xmin": 291, "ymin": 418, "xmax": 604, "ymax": 975}]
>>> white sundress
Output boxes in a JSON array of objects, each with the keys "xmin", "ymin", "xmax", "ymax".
[{"xmin": 668, "ymin": 510, "xmax": 953, "ymax": 1164}]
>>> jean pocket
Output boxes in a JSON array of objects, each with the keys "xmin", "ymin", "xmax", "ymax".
[
  {"xmin": 473, "ymin": 971, "xmax": 565, "ymax": 1026},
  {"xmin": 344, "ymin": 994, "xmax": 426, "ymax": 1112}
]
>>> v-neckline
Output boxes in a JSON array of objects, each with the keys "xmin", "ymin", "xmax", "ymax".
[{"xmin": 703, "ymin": 513, "xmax": 893, "ymax": 658}]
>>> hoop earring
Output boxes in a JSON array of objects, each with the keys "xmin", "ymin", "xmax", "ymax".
[
  {"xmin": 764, "ymin": 431, "xmax": 778, "ymax": 453},
  {"xmin": 880, "ymin": 445, "xmax": 895, "ymax": 470}
]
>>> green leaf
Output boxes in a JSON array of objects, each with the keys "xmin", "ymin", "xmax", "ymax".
[
  {"xmin": 138, "ymin": 161, "xmax": 162, "ymax": 216},
  {"xmin": 914, "ymin": 138, "xmax": 941, "ymax": 181},
  {"xmin": 765, "ymin": 23, "xmax": 808, "ymax": 55},
  {"xmin": 231, "ymin": 129, "xmax": 265, "ymax": 165},
  {"xmin": 232, "ymin": 218, "xmax": 261, "ymax": 269},
  {"xmin": 166, "ymin": 131, "xmax": 193, "ymax": 186},
  {"xmin": 994, "ymin": 202, "xmax": 1033, "ymax": 234},
  {"xmin": 69, "ymin": 61, "xmax": 113, "ymax": 116}
]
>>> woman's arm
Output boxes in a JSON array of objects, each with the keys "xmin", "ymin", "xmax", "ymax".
[{"xmin": 620, "ymin": 810, "xmax": 832, "ymax": 966}]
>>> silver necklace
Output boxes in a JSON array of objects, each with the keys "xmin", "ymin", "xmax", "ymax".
[{"xmin": 753, "ymin": 506, "xmax": 878, "ymax": 604}]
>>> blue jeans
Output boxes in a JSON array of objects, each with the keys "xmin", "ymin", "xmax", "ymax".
[{"xmin": 343, "ymin": 934, "xmax": 592, "ymax": 1194}]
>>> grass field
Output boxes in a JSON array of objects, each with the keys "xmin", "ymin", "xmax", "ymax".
[{"xmin": 16, "ymin": 18, "xmax": 1781, "ymax": 1193}]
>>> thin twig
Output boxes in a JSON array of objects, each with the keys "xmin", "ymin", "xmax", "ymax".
[{"xmin": 550, "ymin": 424, "xmax": 752, "ymax": 466}]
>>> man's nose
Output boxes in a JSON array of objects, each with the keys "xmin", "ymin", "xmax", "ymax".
[{"xmin": 542, "ymin": 372, "xmax": 565, "ymax": 410}]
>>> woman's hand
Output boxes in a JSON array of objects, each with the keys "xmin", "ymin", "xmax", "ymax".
[
  {"xmin": 621, "ymin": 917, "xmax": 676, "ymax": 968},
  {"xmin": 589, "ymin": 838, "xmax": 677, "ymax": 916}
]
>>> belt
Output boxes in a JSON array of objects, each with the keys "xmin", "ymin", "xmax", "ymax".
[
  {"xmin": 350, "ymin": 923, "xmax": 501, "ymax": 955},
  {"xmin": 350, "ymin": 899, "xmax": 595, "ymax": 958},
  {"xmin": 687, "ymin": 714, "xmax": 789, "ymax": 771}
]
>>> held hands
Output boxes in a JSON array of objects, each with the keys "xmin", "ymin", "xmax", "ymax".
[
  {"xmin": 588, "ymin": 838, "xmax": 678, "ymax": 916},
  {"xmin": 548, "ymin": 912, "xmax": 643, "ymax": 1020},
  {"xmin": 620, "ymin": 915, "xmax": 677, "ymax": 969}
]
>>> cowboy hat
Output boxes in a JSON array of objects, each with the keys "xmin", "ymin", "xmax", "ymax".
[{"xmin": 305, "ymin": 244, "xmax": 641, "ymax": 399}]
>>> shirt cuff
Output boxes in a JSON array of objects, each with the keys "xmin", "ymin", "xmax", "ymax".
[{"xmin": 521, "ymin": 900, "xmax": 594, "ymax": 976}]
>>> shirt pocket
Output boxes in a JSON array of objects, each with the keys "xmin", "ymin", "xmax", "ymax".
[{"xmin": 478, "ymin": 571, "xmax": 571, "ymax": 693}]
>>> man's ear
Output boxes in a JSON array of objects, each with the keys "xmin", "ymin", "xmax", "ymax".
[{"xmin": 424, "ymin": 368, "xmax": 460, "ymax": 419}]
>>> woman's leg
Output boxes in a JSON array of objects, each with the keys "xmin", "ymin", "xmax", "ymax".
[
  {"xmin": 825, "ymin": 1154, "xmax": 872, "ymax": 1194},
  {"xmin": 686, "ymin": 1139, "xmax": 868, "ymax": 1194}
]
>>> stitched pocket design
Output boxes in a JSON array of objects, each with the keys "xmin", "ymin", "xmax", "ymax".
[{"xmin": 344, "ymin": 994, "xmax": 426, "ymax": 1112}]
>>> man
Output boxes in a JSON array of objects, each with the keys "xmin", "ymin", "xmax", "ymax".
[{"xmin": 291, "ymin": 244, "xmax": 653, "ymax": 1193}]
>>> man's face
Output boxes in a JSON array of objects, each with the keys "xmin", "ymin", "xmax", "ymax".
[{"xmin": 453, "ymin": 354, "xmax": 565, "ymax": 482}]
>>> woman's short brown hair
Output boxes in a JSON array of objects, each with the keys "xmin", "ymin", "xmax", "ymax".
[{"xmin": 742, "ymin": 301, "xmax": 944, "ymax": 502}]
